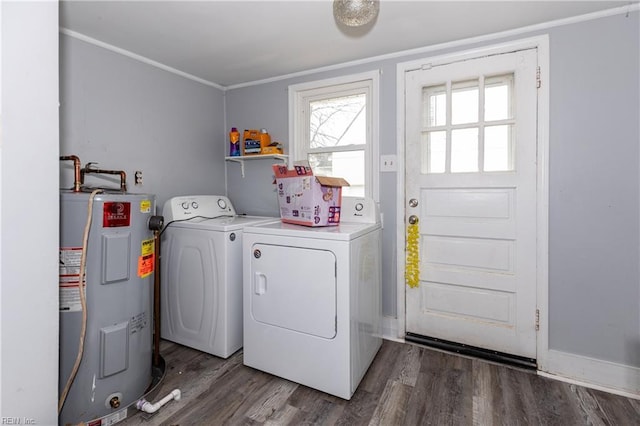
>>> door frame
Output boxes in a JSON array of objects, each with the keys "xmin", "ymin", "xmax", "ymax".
[{"xmin": 395, "ymin": 35, "xmax": 550, "ymax": 369}]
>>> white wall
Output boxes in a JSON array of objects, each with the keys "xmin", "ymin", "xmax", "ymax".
[
  {"xmin": 1, "ymin": 0, "xmax": 4, "ymax": 414},
  {"xmin": 0, "ymin": 1, "xmax": 59, "ymax": 423}
]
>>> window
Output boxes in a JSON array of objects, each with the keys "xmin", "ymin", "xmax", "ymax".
[
  {"xmin": 421, "ymin": 73, "xmax": 514, "ymax": 174},
  {"xmin": 289, "ymin": 71, "xmax": 379, "ymax": 199}
]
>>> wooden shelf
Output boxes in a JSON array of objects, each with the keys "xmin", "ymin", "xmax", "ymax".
[{"xmin": 225, "ymin": 154, "xmax": 288, "ymax": 177}]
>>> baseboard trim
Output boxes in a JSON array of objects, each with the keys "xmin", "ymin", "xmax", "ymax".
[{"xmin": 541, "ymin": 349, "xmax": 640, "ymax": 399}]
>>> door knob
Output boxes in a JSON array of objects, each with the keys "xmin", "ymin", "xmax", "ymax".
[{"xmin": 408, "ymin": 215, "xmax": 419, "ymax": 225}]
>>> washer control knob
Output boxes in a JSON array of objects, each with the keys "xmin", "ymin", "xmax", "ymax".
[
  {"xmin": 355, "ymin": 203, "xmax": 364, "ymax": 212},
  {"xmin": 217, "ymin": 198, "xmax": 227, "ymax": 210},
  {"xmin": 253, "ymin": 249, "xmax": 261, "ymax": 259},
  {"xmin": 191, "ymin": 201, "xmax": 199, "ymax": 209},
  {"xmin": 181, "ymin": 201, "xmax": 189, "ymax": 209}
]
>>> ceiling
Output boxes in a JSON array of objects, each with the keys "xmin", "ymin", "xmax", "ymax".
[{"xmin": 59, "ymin": 1, "xmax": 634, "ymax": 88}]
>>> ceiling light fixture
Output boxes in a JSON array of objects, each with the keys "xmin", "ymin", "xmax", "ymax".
[{"xmin": 333, "ymin": 0, "xmax": 380, "ymax": 27}]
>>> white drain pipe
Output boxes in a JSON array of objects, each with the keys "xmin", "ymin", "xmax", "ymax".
[{"xmin": 136, "ymin": 389, "xmax": 181, "ymax": 414}]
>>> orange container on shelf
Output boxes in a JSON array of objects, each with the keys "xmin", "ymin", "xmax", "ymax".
[
  {"xmin": 242, "ymin": 129, "xmax": 272, "ymax": 155},
  {"xmin": 261, "ymin": 144, "xmax": 283, "ymax": 155},
  {"xmin": 259, "ymin": 128, "xmax": 271, "ymax": 150},
  {"xmin": 242, "ymin": 129, "xmax": 260, "ymax": 155}
]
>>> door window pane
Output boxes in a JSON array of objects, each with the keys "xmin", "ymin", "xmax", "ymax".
[
  {"xmin": 309, "ymin": 94, "xmax": 366, "ymax": 149},
  {"xmin": 484, "ymin": 125, "xmax": 513, "ymax": 171},
  {"xmin": 308, "ymin": 150, "xmax": 364, "ymax": 197},
  {"xmin": 422, "ymin": 85, "xmax": 446, "ymax": 127},
  {"xmin": 451, "ymin": 81, "xmax": 478, "ymax": 125},
  {"xmin": 422, "ymin": 131, "xmax": 446, "ymax": 173},
  {"xmin": 451, "ymin": 128, "xmax": 479, "ymax": 172},
  {"xmin": 484, "ymin": 75, "xmax": 513, "ymax": 121}
]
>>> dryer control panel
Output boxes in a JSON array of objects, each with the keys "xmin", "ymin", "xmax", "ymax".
[{"xmin": 163, "ymin": 195, "xmax": 236, "ymax": 222}]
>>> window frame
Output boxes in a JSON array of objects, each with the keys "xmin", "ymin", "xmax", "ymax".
[{"xmin": 288, "ymin": 70, "xmax": 380, "ymax": 201}]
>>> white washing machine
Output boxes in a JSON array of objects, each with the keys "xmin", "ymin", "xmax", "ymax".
[
  {"xmin": 242, "ymin": 197, "xmax": 382, "ymax": 399},
  {"xmin": 161, "ymin": 195, "xmax": 277, "ymax": 358}
]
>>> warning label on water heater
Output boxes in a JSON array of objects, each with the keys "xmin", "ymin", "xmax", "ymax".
[
  {"xmin": 140, "ymin": 199, "xmax": 152, "ymax": 214},
  {"xmin": 141, "ymin": 239, "xmax": 154, "ymax": 256},
  {"xmin": 59, "ymin": 247, "xmax": 85, "ymax": 312},
  {"xmin": 138, "ymin": 238, "xmax": 155, "ymax": 278},
  {"xmin": 138, "ymin": 254, "xmax": 154, "ymax": 278}
]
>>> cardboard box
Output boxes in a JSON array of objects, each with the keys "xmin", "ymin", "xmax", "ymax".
[{"xmin": 272, "ymin": 164, "xmax": 349, "ymax": 226}]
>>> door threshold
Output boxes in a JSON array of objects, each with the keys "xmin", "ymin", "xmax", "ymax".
[{"xmin": 405, "ymin": 333, "xmax": 537, "ymax": 370}]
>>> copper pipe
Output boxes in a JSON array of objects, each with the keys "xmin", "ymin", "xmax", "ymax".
[
  {"xmin": 59, "ymin": 155, "xmax": 82, "ymax": 192},
  {"xmin": 80, "ymin": 163, "xmax": 127, "ymax": 192},
  {"xmin": 147, "ymin": 214, "xmax": 164, "ymax": 367},
  {"xmin": 153, "ymin": 228, "xmax": 161, "ymax": 367}
]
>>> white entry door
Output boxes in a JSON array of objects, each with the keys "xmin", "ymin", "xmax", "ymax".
[{"xmin": 405, "ymin": 49, "xmax": 538, "ymax": 359}]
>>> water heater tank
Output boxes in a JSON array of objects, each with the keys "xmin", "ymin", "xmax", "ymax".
[{"xmin": 59, "ymin": 191, "xmax": 156, "ymax": 425}]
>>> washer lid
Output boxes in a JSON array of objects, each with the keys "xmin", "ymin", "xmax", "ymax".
[
  {"xmin": 243, "ymin": 220, "xmax": 380, "ymax": 241},
  {"xmin": 167, "ymin": 215, "xmax": 278, "ymax": 231}
]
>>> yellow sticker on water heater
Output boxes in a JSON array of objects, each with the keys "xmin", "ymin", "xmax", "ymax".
[
  {"xmin": 141, "ymin": 239, "xmax": 154, "ymax": 256},
  {"xmin": 140, "ymin": 200, "xmax": 151, "ymax": 213}
]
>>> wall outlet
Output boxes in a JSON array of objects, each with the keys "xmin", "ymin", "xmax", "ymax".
[
  {"xmin": 135, "ymin": 171, "xmax": 143, "ymax": 185},
  {"xmin": 380, "ymin": 155, "xmax": 397, "ymax": 172}
]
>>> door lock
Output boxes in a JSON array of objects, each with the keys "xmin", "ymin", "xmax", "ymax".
[{"xmin": 409, "ymin": 198, "xmax": 418, "ymax": 208}]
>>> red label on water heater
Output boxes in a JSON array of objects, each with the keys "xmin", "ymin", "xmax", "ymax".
[{"xmin": 103, "ymin": 202, "xmax": 131, "ymax": 227}]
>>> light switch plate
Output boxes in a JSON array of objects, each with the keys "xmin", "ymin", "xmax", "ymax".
[{"xmin": 380, "ymin": 155, "xmax": 397, "ymax": 172}]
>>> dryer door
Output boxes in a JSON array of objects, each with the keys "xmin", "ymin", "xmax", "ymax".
[{"xmin": 250, "ymin": 243, "xmax": 337, "ymax": 339}]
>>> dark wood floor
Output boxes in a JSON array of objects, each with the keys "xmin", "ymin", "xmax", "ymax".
[{"xmin": 120, "ymin": 339, "xmax": 640, "ymax": 425}]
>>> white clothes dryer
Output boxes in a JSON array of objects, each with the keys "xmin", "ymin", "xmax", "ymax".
[
  {"xmin": 161, "ymin": 195, "xmax": 277, "ymax": 358},
  {"xmin": 242, "ymin": 197, "xmax": 382, "ymax": 399}
]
